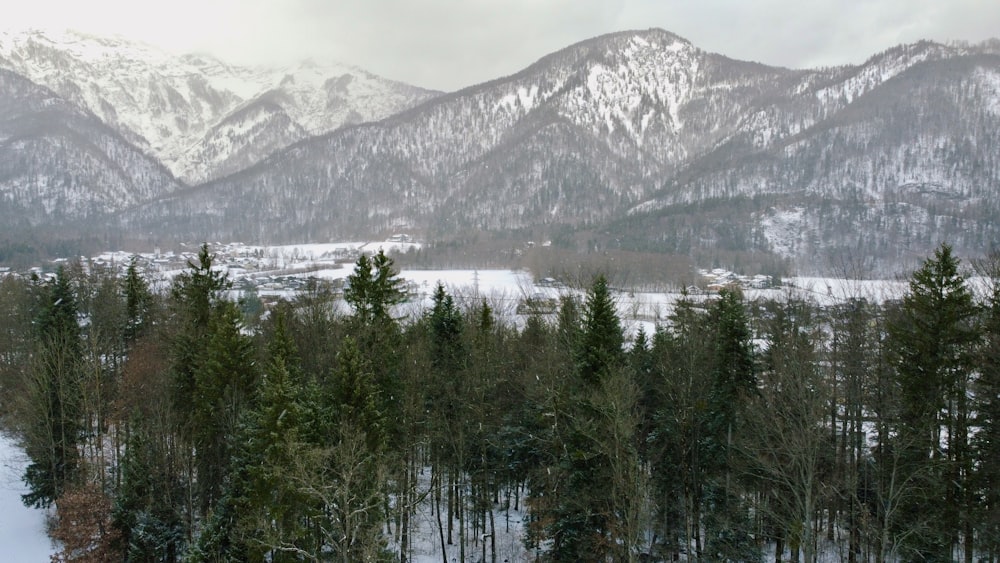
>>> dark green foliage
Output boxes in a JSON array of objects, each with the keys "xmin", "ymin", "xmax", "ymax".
[
  {"xmin": 344, "ymin": 250, "xmax": 406, "ymax": 326},
  {"xmin": 429, "ymin": 283, "xmax": 465, "ymax": 376},
  {"xmin": 9, "ymin": 243, "xmax": 1000, "ymax": 561},
  {"xmin": 976, "ymin": 259, "xmax": 1000, "ymax": 559},
  {"xmin": 577, "ymin": 275, "xmax": 623, "ymax": 386},
  {"xmin": 169, "ymin": 243, "xmax": 231, "ymax": 439},
  {"xmin": 706, "ymin": 288, "xmax": 755, "ymax": 454},
  {"xmin": 192, "ymin": 301, "xmax": 257, "ymax": 516},
  {"xmin": 113, "ymin": 420, "xmax": 185, "ymax": 562},
  {"xmin": 330, "ymin": 336, "xmax": 386, "ymax": 452},
  {"xmin": 888, "ymin": 243, "xmax": 978, "ymax": 561},
  {"xmin": 890, "ymin": 244, "xmax": 976, "ymax": 454},
  {"xmin": 342, "ymin": 250, "xmax": 406, "ymax": 443},
  {"xmin": 123, "ymin": 256, "xmax": 153, "ymax": 342},
  {"xmin": 535, "ymin": 275, "xmax": 634, "ymax": 561},
  {"xmin": 22, "ymin": 267, "xmax": 82, "ymax": 508},
  {"xmin": 702, "ymin": 487, "xmax": 762, "ymax": 563},
  {"xmin": 213, "ymin": 309, "xmax": 317, "ymax": 561}
]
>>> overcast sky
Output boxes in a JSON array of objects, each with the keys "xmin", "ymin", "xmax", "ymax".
[{"xmin": 5, "ymin": 0, "xmax": 1000, "ymax": 91}]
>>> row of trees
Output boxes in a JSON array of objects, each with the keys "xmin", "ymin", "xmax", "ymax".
[{"xmin": 0, "ymin": 243, "xmax": 999, "ymax": 561}]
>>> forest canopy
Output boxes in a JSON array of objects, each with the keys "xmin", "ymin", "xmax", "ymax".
[{"xmin": 0, "ymin": 243, "xmax": 999, "ymax": 562}]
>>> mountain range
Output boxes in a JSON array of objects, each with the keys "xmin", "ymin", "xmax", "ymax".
[{"xmin": 1, "ymin": 28, "xmax": 999, "ymax": 274}]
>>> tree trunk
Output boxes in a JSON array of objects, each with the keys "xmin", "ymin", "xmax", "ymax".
[{"xmin": 435, "ymin": 471, "xmax": 448, "ymax": 563}]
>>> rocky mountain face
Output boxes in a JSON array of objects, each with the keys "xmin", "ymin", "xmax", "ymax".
[
  {"xmin": 2, "ymin": 28, "xmax": 999, "ymax": 273},
  {"xmin": 0, "ymin": 68, "xmax": 182, "ymax": 233},
  {"xmin": 129, "ymin": 31, "xmax": 795, "ymax": 238},
  {"xmin": 0, "ymin": 29, "xmax": 440, "ymax": 183}
]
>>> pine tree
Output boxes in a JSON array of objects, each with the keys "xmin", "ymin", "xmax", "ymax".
[
  {"xmin": 975, "ymin": 258, "xmax": 1000, "ymax": 560},
  {"xmin": 344, "ymin": 250, "xmax": 406, "ymax": 326},
  {"xmin": 191, "ymin": 310, "xmax": 315, "ymax": 562},
  {"xmin": 191, "ymin": 301, "xmax": 257, "ymax": 517},
  {"xmin": 888, "ymin": 243, "xmax": 978, "ymax": 560},
  {"xmin": 577, "ymin": 274, "xmax": 623, "ymax": 386},
  {"xmin": 320, "ymin": 336, "xmax": 391, "ymax": 561},
  {"xmin": 543, "ymin": 275, "xmax": 629, "ymax": 561},
  {"xmin": 647, "ymin": 292, "xmax": 714, "ymax": 559},
  {"xmin": 169, "ymin": 243, "xmax": 230, "ymax": 439},
  {"xmin": 123, "ymin": 256, "xmax": 153, "ymax": 343},
  {"xmin": 113, "ymin": 418, "xmax": 186, "ymax": 562},
  {"xmin": 703, "ymin": 288, "xmax": 758, "ymax": 562},
  {"xmin": 22, "ymin": 267, "xmax": 83, "ymax": 508}
]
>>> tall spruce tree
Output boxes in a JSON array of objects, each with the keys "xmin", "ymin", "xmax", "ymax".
[
  {"xmin": 123, "ymin": 256, "xmax": 153, "ymax": 343},
  {"xmin": 191, "ymin": 301, "xmax": 257, "ymax": 517},
  {"xmin": 543, "ymin": 275, "xmax": 629, "ymax": 561},
  {"xmin": 323, "ymin": 336, "xmax": 391, "ymax": 561},
  {"xmin": 975, "ymin": 256, "xmax": 1000, "ymax": 560},
  {"xmin": 577, "ymin": 274, "xmax": 623, "ymax": 386},
  {"xmin": 344, "ymin": 250, "xmax": 406, "ymax": 327},
  {"xmin": 888, "ymin": 243, "xmax": 978, "ymax": 560},
  {"xmin": 169, "ymin": 243, "xmax": 230, "ymax": 439},
  {"xmin": 647, "ymin": 292, "xmax": 715, "ymax": 559},
  {"xmin": 703, "ymin": 288, "xmax": 758, "ymax": 562},
  {"xmin": 22, "ymin": 267, "xmax": 83, "ymax": 508}
]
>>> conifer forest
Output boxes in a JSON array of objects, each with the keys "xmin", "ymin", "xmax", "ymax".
[{"xmin": 3, "ymin": 243, "xmax": 1000, "ymax": 562}]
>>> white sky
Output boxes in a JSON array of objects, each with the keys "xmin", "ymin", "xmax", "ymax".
[{"xmin": 4, "ymin": 0, "xmax": 999, "ymax": 91}]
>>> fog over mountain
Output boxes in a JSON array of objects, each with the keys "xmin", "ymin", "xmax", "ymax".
[{"xmin": 2, "ymin": 28, "xmax": 999, "ymax": 274}]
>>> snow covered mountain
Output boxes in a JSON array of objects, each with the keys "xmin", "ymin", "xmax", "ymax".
[
  {"xmin": 122, "ymin": 29, "xmax": 1000, "ymax": 271},
  {"xmin": 0, "ymin": 29, "xmax": 440, "ymax": 183},
  {"xmin": 0, "ymin": 67, "xmax": 182, "ymax": 233},
  {"xmin": 3, "ymin": 28, "xmax": 999, "ymax": 273},
  {"xmin": 130, "ymin": 30, "xmax": 782, "ymax": 235}
]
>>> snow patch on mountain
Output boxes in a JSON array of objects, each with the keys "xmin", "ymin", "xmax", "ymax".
[
  {"xmin": 976, "ymin": 67, "xmax": 1000, "ymax": 116},
  {"xmin": 0, "ymin": 29, "xmax": 440, "ymax": 183},
  {"xmin": 760, "ymin": 207, "xmax": 809, "ymax": 258}
]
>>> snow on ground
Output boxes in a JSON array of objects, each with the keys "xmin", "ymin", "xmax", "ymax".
[
  {"xmin": 400, "ymin": 467, "xmax": 530, "ymax": 563},
  {"xmin": 0, "ymin": 432, "xmax": 56, "ymax": 561},
  {"xmin": 784, "ymin": 276, "xmax": 908, "ymax": 305}
]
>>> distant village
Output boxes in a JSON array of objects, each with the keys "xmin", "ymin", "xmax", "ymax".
[{"xmin": 2, "ymin": 237, "xmax": 779, "ymax": 319}]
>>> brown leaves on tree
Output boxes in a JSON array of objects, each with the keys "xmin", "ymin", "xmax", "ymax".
[{"xmin": 50, "ymin": 482, "xmax": 121, "ymax": 563}]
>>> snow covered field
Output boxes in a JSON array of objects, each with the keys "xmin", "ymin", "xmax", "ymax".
[{"xmin": 0, "ymin": 432, "xmax": 56, "ymax": 561}]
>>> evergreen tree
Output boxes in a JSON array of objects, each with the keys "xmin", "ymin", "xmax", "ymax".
[
  {"xmin": 169, "ymin": 243, "xmax": 230, "ymax": 439},
  {"xmin": 123, "ymin": 256, "xmax": 153, "ymax": 343},
  {"xmin": 577, "ymin": 275, "xmax": 623, "ymax": 386},
  {"xmin": 888, "ymin": 243, "xmax": 978, "ymax": 560},
  {"xmin": 647, "ymin": 292, "xmax": 714, "ymax": 559},
  {"xmin": 975, "ymin": 259, "xmax": 1000, "ymax": 560},
  {"xmin": 703, "ymin": 288, "xmax": 758, "ymax": 562},
  {"xmin": 344, "ymin": 250, "xmax": 406, "ymax": 326},
  {"xmin": 193, "ymin": 310, "xmax": 314, "ymax": 562},
  {"xmin": 321, "ymin": 336, "xmax": 391, "ymax": 560},
  {"xmin": 22, "ymin": 267, "xmax": 83, "ymax": 508},
  {"xmin": 542, "ymin": 275, "xmax": 630, "ymax": 561},
  {"xmin": 113, "ymin": 418, "xmax": 186, "ymax": 562},
  {"xmin": 191, "ymin": 301, "xmax": 257, "ymax": 517}
]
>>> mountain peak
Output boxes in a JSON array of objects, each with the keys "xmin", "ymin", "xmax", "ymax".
[{"xmin": 0, "ymin": 29, "xmax": 440, "ymax": 183}]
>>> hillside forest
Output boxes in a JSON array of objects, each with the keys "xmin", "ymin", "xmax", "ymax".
[{"xmin": 1, "ymin": 244, "xmax": 1000, "ymax": 562}]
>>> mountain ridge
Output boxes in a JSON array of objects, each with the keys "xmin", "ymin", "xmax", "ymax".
[
  {"xmin": 2, "ymin": 27, "xmax": 1000, "ymax": 273},
  {"xmin": 0, "ymin": 28, "xmax": 441, "ymax": 183}
]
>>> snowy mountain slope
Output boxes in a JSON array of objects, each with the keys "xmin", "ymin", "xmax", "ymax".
[
  {"xmin": 3, "ymin": 27, "xmax": 1000, "ymax": 274},
  {"xmin": 127, "ymin": 30, "xmax": 799, "ymax": 237},
  {"xmin": 623, "ymin": 52, "xmax": 1000, "ymax": 272},
  {"xmin": 0, "ymin": 68, "xmax": 183, "ymax": 230},
  {"xmin": 126, "ymin": 29, "xmax": 1000, "ymax": 273},
  {"xmin": 180, "ymin": 99, "xmax": 307, "ymax": 183},
  {"xmin": 0, "ymin": 29, "xmax": 440, "ymax": 183}
]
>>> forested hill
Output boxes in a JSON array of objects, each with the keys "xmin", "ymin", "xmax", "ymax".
[
  {"xmin": 1, "ymin": 243, "xmax": 998, "ymax": 560},
  {"xmin": 126, "ymin": 34, "xmax": 1000, "ymax": 274},
  {"xmin": 2, "ymin": 29, "xmax": 999, "ymax": 274}
]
